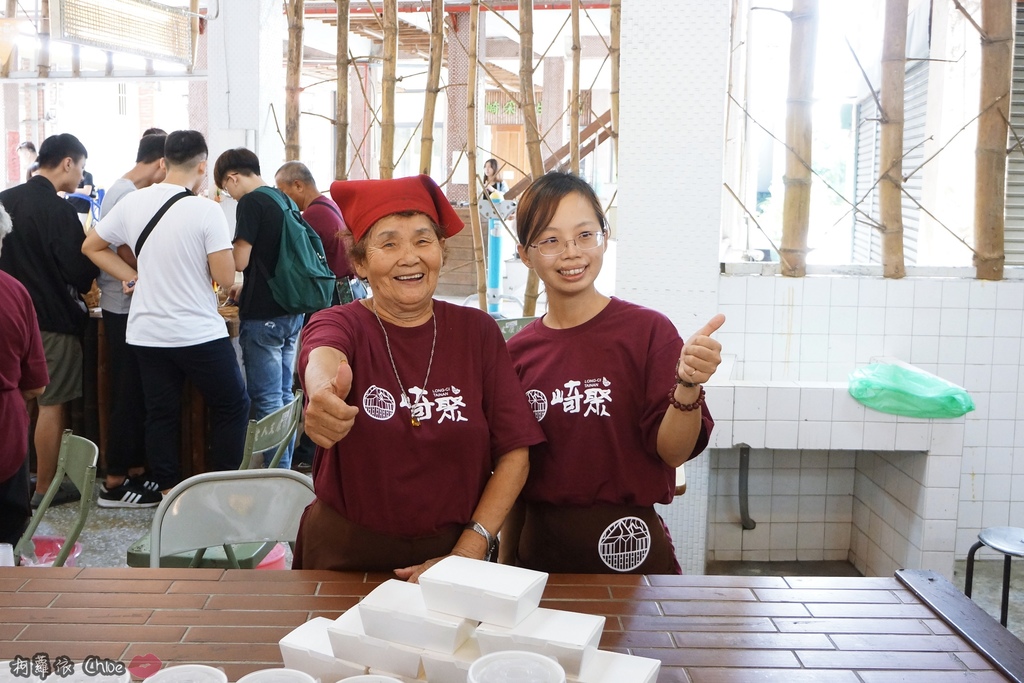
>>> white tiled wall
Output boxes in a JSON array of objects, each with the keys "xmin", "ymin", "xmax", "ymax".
[
  {"xmin": 705, "ymin": 272, "xmax": 1024, "ymax": 579},
  {"xmin": 708, "ymin": 449, "xmax": 855, "ymax": 564}
]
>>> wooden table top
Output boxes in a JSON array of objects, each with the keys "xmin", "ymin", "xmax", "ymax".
[{"xmin": 1, "ymin": 567, "xmax": 1019, "ymax": 682}]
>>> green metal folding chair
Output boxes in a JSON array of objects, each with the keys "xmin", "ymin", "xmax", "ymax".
[
  {"xmin": 15, "ymin": 430, "xmax": 98, "ymax": 567},
  {"xmin": 149, "ymin": 468, "xmax": 315, "ymax": 568},
  {"xmin": 126, "ymin": 390, "xmax": 305, "ymax": 568},
  {"xmin": 496, "ymin": 316, "xmax": 537, "ymax": 340}
]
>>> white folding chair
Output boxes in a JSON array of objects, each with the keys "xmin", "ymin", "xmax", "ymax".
[{"xmin": 148, "ymin": 468, "xmax": 315, "ymax": 568}]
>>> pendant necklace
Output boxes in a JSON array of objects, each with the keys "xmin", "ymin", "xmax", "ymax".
[{"xmin": 372, "ymin": 298, "xmax": 437, "ymax": 427}]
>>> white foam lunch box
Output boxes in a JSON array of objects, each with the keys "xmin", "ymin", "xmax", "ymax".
[
  {"xmin": 358, "ymin": 579, "xmax": 477, "ymax": 654},
  {"xmin": 418, "ymin": 556, "xmax": 548, "ymax": 628},
  {"xmin": 474, "ymin": 607, "xmax": 604, "ymax": 677},
  {"xmin": 327, "ymin": 607, "xmax": 424, "ymax": 679},
  {"xmin": 278, "ymin": 616, "xmax": 368, "ymax": 682}
]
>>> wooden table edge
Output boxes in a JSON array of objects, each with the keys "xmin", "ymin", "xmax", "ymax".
[{"xmin": 897, "ymin": 568, "xmax": 1024, "ymax": 683}]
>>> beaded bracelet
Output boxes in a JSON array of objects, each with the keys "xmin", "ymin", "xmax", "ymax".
[{"xmin": 668, "ymin": 385, "xmax": 705, "ymax": 412}]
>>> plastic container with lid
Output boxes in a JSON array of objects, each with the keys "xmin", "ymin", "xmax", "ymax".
[
  {"xmin": 338, "ymin": 676, "xmax": 404, "ymax": 682},
  {"xmin": 144, "ymin": 665, "xmax": 228, "ymax": 683},
  {"xmin": 235, "ymin": 669, "xmax": 316, "ymax": 683},
  {"xmin": 468, "ymin": 651, "xmax": 565, "ymax": 683}
]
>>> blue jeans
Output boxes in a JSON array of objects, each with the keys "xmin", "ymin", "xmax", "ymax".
[{"xmin": 239, "ymin": 314, "xmax": 304, "ymax": 470}]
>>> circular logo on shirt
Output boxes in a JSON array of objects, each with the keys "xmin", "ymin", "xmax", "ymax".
[
  {"xmin": 362, "ymin": 385, "xmax": 396, "ymax": 421},
  {"xmin": 598, "ymin": 516, "xmax": 651, "ymax": 572},
  {"xmin": 526, "ymin": 389, "xmax": 548, "ymax": 421}
]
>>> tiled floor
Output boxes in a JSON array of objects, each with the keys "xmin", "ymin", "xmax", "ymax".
[{"xmin": 24, "ymin": 480, "xmax": 1024, "ymax": 643}]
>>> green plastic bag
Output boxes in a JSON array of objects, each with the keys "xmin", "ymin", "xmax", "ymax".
[{"xmin": 848, "ymin": 363, "xmax": 975, "ymax": 419}]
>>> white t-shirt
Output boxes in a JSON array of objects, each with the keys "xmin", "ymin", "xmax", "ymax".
[
  {"xmin": 96, "ymin": 177, "xmax": 138, "ymax": 314},
  {"xmin": 95, "ymin": 182, "xmax": 233, "ymax": 348}
]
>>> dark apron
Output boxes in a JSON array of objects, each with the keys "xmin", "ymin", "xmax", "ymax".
[
  {"xmin": 517, "ymin": 502, "xmax": 680, "ymax": 574},
  {"xmin": 293, "ymin": 498, "xmax": 463, "ymax": 572}
]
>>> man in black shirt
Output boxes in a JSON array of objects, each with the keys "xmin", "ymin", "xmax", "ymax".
[
  {"xmin": 214, "ymin": 148, "xmax": 304, "ymax": 471},
  {"xmin": 0, "ymin": 133, "xmax": 98, "ymax": 507}
]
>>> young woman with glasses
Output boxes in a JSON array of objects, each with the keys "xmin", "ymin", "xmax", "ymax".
[{"xmin": 503, "ymin": 171, "xmax": 725, "ymax": 574}]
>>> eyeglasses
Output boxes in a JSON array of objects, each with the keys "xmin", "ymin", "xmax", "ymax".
[{"xmin": 528, "ymin": 229, "xmax": 606, "ymax": 256}]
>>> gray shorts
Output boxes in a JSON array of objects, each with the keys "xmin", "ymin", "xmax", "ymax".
[{"xmin": 38, "ymin": 332, "xmax": 83, "ymax": 406}]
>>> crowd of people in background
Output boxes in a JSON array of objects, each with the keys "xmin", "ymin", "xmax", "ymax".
[{"xmin": 0, "ymin": 134, "xmax": 722, "ymax": 577}]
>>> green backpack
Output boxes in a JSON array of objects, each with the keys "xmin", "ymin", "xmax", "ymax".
[{"xmin": 253, "ymin": 186, "xmax": 336, "ymax": 313}]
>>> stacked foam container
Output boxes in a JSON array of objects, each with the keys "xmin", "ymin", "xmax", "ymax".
[{"xmin": 279, "ymin": 556, "xmax": 660, "ymax": 683}]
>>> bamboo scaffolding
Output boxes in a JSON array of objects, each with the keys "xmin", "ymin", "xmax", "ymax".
[
  {"xmin": 520, "ymin": 1, "xmax": 544, "ymax": 178},
  {"xmin": 569, "ymin": 0, "xmax": 581, "ymax": 174},
  {"xmin": 285, "ymin": 0, "xmax": 304, "ymax": 161},
  {"xmin": 519, "ymin": 0, "xmax": 544, "ymax": 317},
  {"xmin": 335, "ymin": 0, "xmax": 350, "ymax": 180},
  {"xmin": 879, "ymin": 0, "xmax": 907, "ymax": 279},
  {"xmin": 779, "ymin": 0, "xmax": 817, "ymax": 277},
  {"xmin": 188, "ymin": 0, "xmax": 199, "ymax": 73},
  {"xmin": 973, "ymin": 0, "xmax": 1012, "ymax": 280},
  {"xmin": 38, "ymin": 0, "xmax": 49, "ymax": 78},
  {"xmin": 419, "ymin": 0, "xmax": 444, "ymax": 175},
  {"xmin": 467, "ymin": 0, "xmax": 487, "ymax": 310},
  {"xmin": 379, "ymin": 0, "xmax": 398, "ymax": 179},
  {"xmin": 610, "ymin": 0, "xmax": 620, "ymax": 163}
]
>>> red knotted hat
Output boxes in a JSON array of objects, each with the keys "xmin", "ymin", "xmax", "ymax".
[{"xmin": 329, "ymin": 174, "xmax": 464, "ymax": 244}]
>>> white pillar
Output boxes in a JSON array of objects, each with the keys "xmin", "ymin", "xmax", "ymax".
[
  {"xmin": 617, "ymin": 1, "xmax": 730, "ymax": 575},
  {"xmin": 205, "ymin": 0, "xmax": 285, "ymax": 177}
]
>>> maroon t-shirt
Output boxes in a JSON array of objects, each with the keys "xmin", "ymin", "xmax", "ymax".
[
  {"xmin": 0, "ymin": 271, "xmax": 49, "ymax": 482},
  {"xmin": 298, "ymin": 300, "xmax": 545, "ymax": 537},
  {"xmin": 507, "ymin": 297, "xmax": 713, "ymax": 507},
  {"xmin": 303, "ymin": 195, "xmax": 354, "ymax": 278}
]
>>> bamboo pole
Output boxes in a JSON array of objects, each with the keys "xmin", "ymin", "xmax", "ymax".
[
  {"xmin": 519, "ymin": 0, "xmax": 544, "ymax": 317},
  {"xmin": 879, "ymin": 0, "xmax": 907, "ymax": 279},
  {"xmin": 779, "ymin": 0, "xmax": 817, "ymax": 277},
  {"xmin": 336, "ymin": 0, "xmax": 350, "ymax": 180},
  {"xmin": 285, "ymin": 0, "xmax": 305, "ymax": 161},
  {"xmin": 467, "ymin": 0, "xmax": 487, "ymax": 310},
  {"xmin": 419, "ymin": 0, "xmax": 444, "ymax": 175},
  {"xmin": 380, "ymin": 0, "xmax": 398, "ymax": 179},
  {"xmin": 569, "ymin": 0, "xmax": 581, "ymax": 174},
  {"xmin": 188, "ymin": 0, "xmax": 199, "ymax": 73},
  {"xmin": 520, "ymin": 1, "xmax": 544, "ymax": 178},
  {"xmin": 609, "ymin": 0, "xmax": 620, "ymax": 164},
  {"xmin": 38, "ymin": 0, "xmax": 49, "ymax": 79},
  {"xmin": 974, "ymin": 0, "xmax": 1012, "ymax": 281}
]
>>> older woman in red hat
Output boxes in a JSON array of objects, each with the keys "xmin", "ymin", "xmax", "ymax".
[{"xmin": 294, "ymin": 174, "xmax": 544, "ymax": 579}]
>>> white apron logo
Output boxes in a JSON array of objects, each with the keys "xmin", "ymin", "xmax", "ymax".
[
  {"xmin": 526, "ymin": 389, "xmax": 548, "ymax": 421},
  {"xmin": 598, "ymin": 516, "xmax": 651, "ymax": 572},
  {"xmin": 362, "ymin": 385, "xmax": 396, "ymax": 421}
]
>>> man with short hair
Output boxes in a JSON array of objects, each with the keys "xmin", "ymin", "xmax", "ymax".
[
  {"xmin": 274, "ymin": 161, "xmax": 354, "ymax": 281},
  {"xmin": 0, "ymin": 133, "xmax": 98, "ymax": 508},
  {"xmin": 83, "ymin": 130, "xmax": 250, "ymax": 491},
  {"xmin": 214, "ymin": 148, "xmax": 304, "ymax": 470},
  {"xmin": 92, "ymin": 131, "xmax": 168, "ymax": 507}
]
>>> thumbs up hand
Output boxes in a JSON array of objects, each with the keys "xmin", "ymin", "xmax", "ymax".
[
  {"xmin": 676, "ymin": 314, "xmax": 726, "ymax": 386},
  {"xmin": 305, "ymin": 358, "xmax": 360, "ymax": 448}
]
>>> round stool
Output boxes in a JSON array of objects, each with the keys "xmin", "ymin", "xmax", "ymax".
[{"xmin": 964, "ymin": 526, "xmax": 1024, "ymax": 627}]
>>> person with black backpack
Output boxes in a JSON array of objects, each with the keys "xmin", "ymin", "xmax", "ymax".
[{"xmin": 214, "ymin": 148, "xmax": 334, "ymax": 471}]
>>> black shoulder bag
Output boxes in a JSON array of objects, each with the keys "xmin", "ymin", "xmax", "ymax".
[{"xmin": 134, "ymin": 189, "xmax": 193, "ymax": 256}]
